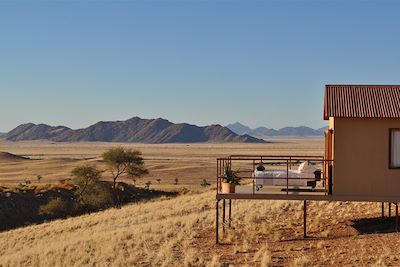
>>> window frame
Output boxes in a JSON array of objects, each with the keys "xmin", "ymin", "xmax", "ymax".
[{"xmin": 389, "ymin": 128, "xmax": 400, "ymax": 169}]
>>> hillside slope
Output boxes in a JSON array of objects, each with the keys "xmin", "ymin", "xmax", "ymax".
[
  {"xmin": 5, "ymin": 117, "xmax": 265, "ymax": 144},
  {"xmin": 0, "ymin": 190, "xmax": 399, "ymax": 266}
]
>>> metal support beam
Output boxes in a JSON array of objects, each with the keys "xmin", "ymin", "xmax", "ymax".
[
  {"xmin": 381, "ymin": 202, "xmax": 385, "ymax": 218},
  {"xmin": 303, "ymin": 200, "xmax": 307, "ymax": 238},
  {"xmin": 216, "ymin": 199, "xmax": 220, "ymax": 244},
  {"xmin": 222, "ymin": 199, "xmax": 226, "ymax": 233},
  {"xmin": 228, "ymin": 199, "xmax": 232, "ymax": 228}
]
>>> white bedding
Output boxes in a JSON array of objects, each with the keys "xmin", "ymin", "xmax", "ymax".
[{"xmin": 253, "ymin": 170, "xmax": 315, "ymax": 187}]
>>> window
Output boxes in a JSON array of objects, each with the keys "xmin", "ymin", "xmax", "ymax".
[{"xmin": 390, "ymin": 129, "xmax": 400, "ymax": 168}]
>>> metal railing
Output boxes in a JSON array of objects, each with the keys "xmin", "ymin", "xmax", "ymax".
[{"xmin": 217, "ymin": 155, "xmax": 333, "ymax": 196}]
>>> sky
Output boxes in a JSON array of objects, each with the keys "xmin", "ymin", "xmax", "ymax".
[{"xmin": 1, "ymin": 0, "xmax": 400, "ymax": 132}]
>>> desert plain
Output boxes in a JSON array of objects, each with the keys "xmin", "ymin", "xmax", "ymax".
[{"xmin": 0, "ymin": 138, "xmax": 399, "ymax": 266}]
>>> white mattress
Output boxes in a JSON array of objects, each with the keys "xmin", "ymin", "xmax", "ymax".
[{"xmin": 253, "ymin": 170, "xmax": 315, "ymax": 186}]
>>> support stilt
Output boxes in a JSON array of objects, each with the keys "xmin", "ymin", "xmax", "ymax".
[
  {"xmin": 389, "ymin": 202, "xmax": 392, "ymax": 218},
  {"xmin": 222, "ymin": 199, "xmax": 226, "ymax": 233},
  {"xmin": 396, "ymin": 203, "xmax": 399, "ymax": 232},
  {"xmin": 303, "ymin": 200, "xmax": 307, "ymax": 238},
  {"xmin": 216, "ymin": 199, "xmax": 219, "ymax": 244},
  {"xmin": 228, "ymin": 199, "xmax": 232, "ymax": 228},
  {"xmin": 381, "ymin": 202, "xmax": 385, "ymax": 218}
]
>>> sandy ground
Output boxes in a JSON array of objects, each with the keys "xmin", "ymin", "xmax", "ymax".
[{"xmin": 0, "ymin": 138, "xmax": 323, "ymax": 190}]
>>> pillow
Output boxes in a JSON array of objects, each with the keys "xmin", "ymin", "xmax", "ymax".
[
  {"xmin": 303, "ymin": 165, "xmax": 317, "ymax": 174},
  {"xmin": 298, "ymin": 161, "xmax": 308, "ymax": 173}
]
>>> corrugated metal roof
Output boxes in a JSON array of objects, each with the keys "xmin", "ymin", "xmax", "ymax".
[{"xmin": 324, "ymin": 85, "xmax": 400, "ymax": 120}]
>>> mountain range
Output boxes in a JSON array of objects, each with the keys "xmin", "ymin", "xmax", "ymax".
[
  {"xmin": 4, "ymin": 117, "xmax": 265, "ymax": 144},
  {"xmin": 226, "ymin": 122, "xmax": 327, "ymax": 137}
]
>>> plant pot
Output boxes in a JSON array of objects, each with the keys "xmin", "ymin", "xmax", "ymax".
[{"xmin": 221, "ymin": 182, "xmax": 235, "ymax": 193}]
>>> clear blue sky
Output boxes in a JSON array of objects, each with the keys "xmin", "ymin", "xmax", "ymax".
[{"xmin": 1, "ymin": 0, "xmax": 400, "ymax": 132}]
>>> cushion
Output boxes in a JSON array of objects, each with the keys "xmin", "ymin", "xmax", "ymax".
[{"xmin": 298, "ymin": 161, "xmax": 308, "ymax": 173}]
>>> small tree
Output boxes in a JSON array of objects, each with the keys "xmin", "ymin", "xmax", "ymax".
[
  {"xmin": 102, "ymin": 147, "xmax": 148, "ymax": 206},
  {"xmin": 201, "ymin": 179, "xmax": 211, "ymax": 187},
  {"xmin": 156, "ymin": 178, "xmax": 161, "ymax": 184},
  {"xmin": 174, "ymin": 178, "xmax": 179, "ymax": 185},
  {"xmin": 71, "ymin": 165, "xmax": 102, "ymax": 206}
]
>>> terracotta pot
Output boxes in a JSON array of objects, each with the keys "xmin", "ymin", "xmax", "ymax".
[{"xmin": 221, "ymin": 182, "xmax": 235, "ymax": 193}]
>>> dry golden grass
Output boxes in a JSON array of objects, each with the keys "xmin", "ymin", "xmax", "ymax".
[
  {"xmin": 0, "ymin": 188, "xmax": 399, "ymax": 266},
  {"xmin": 1, "ymin": 139, "xmax": 399, "ymax": 266}
]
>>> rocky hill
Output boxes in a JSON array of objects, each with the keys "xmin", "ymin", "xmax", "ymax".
[
  {"xmin": 5, "ymin": 117, "xmax": 265, "ymax": 143},
  {"xmin": 227, "ymin": 122, "xmax": 328, "ymax": 137},
  {"xmin": 251, "ymin": 126, "xmax": 326, "ymax": 137}
]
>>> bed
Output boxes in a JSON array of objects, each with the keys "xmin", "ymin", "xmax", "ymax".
[{"xmin": 253, "ymin": 162, "xmax": 321, "ymax": 190}]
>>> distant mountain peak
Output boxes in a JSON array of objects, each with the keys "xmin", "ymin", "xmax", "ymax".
[
  {"xmin": 5, "ymin": 117, "xmax": 265, "ymax": 144},
  {"xmin": 226, "ymin": 122, "xmax": 252, "ymax": 135},
  {"xmin": 227, "ymin": 122, "xmax": 327, "ymax": 137}
]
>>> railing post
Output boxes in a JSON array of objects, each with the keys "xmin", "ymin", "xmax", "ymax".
[
  {"xmin": 381, "ymin": 202, "xmax": 385, "ymax": 218},
  {"xmin": 217, "ymin": 159, "xmax": 219, "ymax": 194},
  {"xmin": 303, "ymin": 200, "xmax": 307, "ymax": 238},
  {"xmin": 222, "ymin": 199, "xmax": 226, "ymax": 233},
  {"xmin": 253, "ymin": 159, "xmax": 255, "ymax": 195},
  {"xmin": 286, "ymin": 159, "xmax": 289, "ymax": 195},
  {"xmin": 229, "ymin": 199, "xmax": 232, "ymax": 228}
]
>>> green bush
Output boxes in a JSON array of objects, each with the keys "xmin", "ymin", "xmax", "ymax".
[
  {"xmin": 81, "ymin": 182, "xmax": 113, "ymax": 210},
  {"xmin": 39, "ymin": 198, "xmax": 69, "ymax": 217}
]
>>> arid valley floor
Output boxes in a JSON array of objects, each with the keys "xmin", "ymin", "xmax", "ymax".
[{"xmin": 0, "ymin": 139, "xmax": 399, "ymax": 266}]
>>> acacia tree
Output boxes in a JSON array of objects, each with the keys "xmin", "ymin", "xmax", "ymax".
[
  {"xmin": 71, "ymin": 165, "xmax": 102, "ymax": 206},
  {"xmin": 102, "ymin": 147, "xmax": 148, "ymax": 206}
]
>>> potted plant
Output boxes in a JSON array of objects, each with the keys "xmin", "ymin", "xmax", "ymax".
[{"xmin": 222, "ymin": 165, "xmax": 241, "ymax": 193}]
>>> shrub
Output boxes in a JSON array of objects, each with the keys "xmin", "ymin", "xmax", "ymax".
[
  {"xmin": 82, "ymin": 182, "xmax": 113, "ymax": 210},
  {"xmin": 39, "ymin": 198, "xmax": 69, "ymax": 217},
  {"xmin": 201, "ymin": 179, "xmax": 211, "ymax": 187},
  {"xmin": 145, "ymin": 181, "xmax": 152, "ymax": 189}
]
